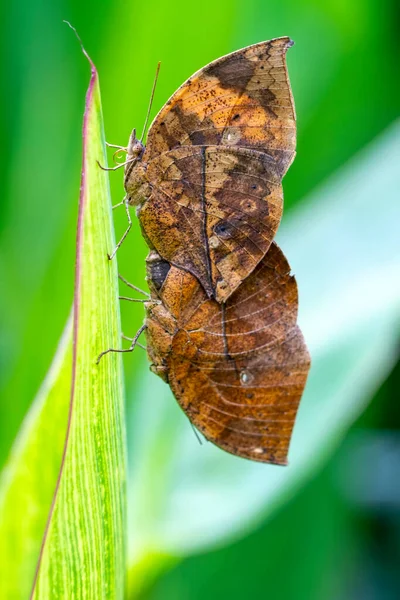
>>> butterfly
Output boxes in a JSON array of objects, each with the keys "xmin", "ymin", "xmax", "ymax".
[
  {"xmin": 123, "ymin": 37, "xmax": 296, "ymax": 303},
  {"xmin": 98, "ymin": 38, "xmax": 310, "ymax": 463},
  {"xmin": 145, "ymin": 244, "xmax": 310, "ymax": 464}
]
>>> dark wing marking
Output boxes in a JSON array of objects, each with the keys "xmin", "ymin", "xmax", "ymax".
[
  {"xmin": 141, "ymin": 146, "xmax": 283, "ymax": 301},
  {"xmin": 144, "ymin": 38, "xmax": 296, "ymax": 178}
]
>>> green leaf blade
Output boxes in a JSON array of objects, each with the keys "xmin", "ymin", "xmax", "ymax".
[
  {"xmin": 0, "ymin": 49, "xmax": 127, "ymax": 599},
  {"xmin": 33, "ymin": 55, "xmax": 127, "ymax": 599},
  {"xmin": 0, "ymin": 322, "xmax": 72, "ymax": 600}
]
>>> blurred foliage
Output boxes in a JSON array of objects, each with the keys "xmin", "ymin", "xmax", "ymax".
[{"xmin": 0, "ymin": 0, "xmax": 399, "ymax": 598}]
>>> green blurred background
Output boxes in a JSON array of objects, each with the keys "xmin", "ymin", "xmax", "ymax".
[{"xmin": 1, "ymin": 0, "xmax": 399, "ymax": 598}]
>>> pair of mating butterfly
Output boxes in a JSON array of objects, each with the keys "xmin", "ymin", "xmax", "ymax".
[{"xmin": 102, "ymin": 37, "xmax": 310, "ymax": 465}]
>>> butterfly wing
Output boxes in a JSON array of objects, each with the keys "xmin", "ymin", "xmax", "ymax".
[
  {"xmin": 144, "ymin": 37, "xmax": 296, "ymax": 173},
  {"xmin": 132, "ymin": 37, "xmax": 295, "ymax": 302},
  {"xmin": 140, "ymin": 145, "xmax": 283, "ymax": 300},
  {"xmin": 146, "ymin": 244, "xmax": 310, "ymax": 464}
]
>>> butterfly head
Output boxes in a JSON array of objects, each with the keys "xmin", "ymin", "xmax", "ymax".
[
  {"xmin": 124, "ymin": 129, "xmax": 151, "ymax": 206},
  {"xmin": 127, "ymin": 129, "xmax": 145, "ymax": 162}
]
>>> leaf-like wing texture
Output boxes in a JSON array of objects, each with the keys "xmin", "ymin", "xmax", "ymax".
[
  {"xmin": 126, "ymin": 37, "xmax": 295, "ymax": 303},
  {"xmin": 144, "ymin": 37, "xmax": 295, "ymax": 171},
  {"xmin": 145, "ymin": 243, "xmax": 310, "ymax": 464},
  {"xmin": 140, "ymin": 145, "xmax": 283, "ymax": 301}
]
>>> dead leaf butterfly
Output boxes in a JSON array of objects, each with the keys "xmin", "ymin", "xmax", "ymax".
[
  {"xmin": 144, "ymin": 243, "xmax": 310, "ymax": 465},
  {"xmin": 123, "ymin": 37, "xmax": 296, "ymax": 303}
]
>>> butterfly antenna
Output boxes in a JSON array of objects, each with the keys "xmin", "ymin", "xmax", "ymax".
[
  {"xmin": 191, "ymin": 423, "xmax": 203, "ymax": 446},
  {"xmin": 140, "ymin": 61, "xmax": 161, "ymax": 143}
]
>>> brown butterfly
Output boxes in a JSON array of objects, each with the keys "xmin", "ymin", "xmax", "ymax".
[
  {"xmin": 145, "ymin": 244, "xmax": 310, "ymax": 464},
  {"xmin": 123, "ymin": 37, "xmax": 296, "ymax": 303}
]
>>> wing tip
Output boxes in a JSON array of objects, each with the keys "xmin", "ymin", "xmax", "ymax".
[{"xmin": 270, "ymin": 36, "xmax": 295, "ymax": 50}]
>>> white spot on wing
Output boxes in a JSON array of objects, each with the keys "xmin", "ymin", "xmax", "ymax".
[{"xmin": 240, "ymin": 370, "xmax": 250, "ymax": 384}]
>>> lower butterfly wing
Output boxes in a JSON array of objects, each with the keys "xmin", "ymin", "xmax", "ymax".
[
  {"xmin": 169, "ymin": 330, "xmax": 309, "ymax": 464},
  {"xmin": 140, "ymin": 145, "xmax": 283, "ymax": 302},
  {"xmin": 143, "ymin": 37, "xmax": 296, "ymax": 177},
  {"xmin": 165, "ymin": 243, "xmax": 311, "ymax": 464}
]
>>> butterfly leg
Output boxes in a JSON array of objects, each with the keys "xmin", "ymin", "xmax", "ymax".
[
  {"xmin": 96, "ymin": 323, "xmax": 146, "ymax": 364},
  {"xmin": 97, "ymin": 157, "xmax": 135, "ymax": 171},
  {"xmin": 118, "ymin": 274, "xmax": 149, "ymax": 297},
  {"xmin": 112, "ymin": 200, "xmax": 125, "ymax": 210},
  {"xmin": 119, "ymin": 296, "xmax": 147, "ymax": 303},
  {"xmin": 122, "ymin": 332, "xmax": 146, "ymax": 351},
  {"xmin": 118, "ymin": 274, "xmax": 155, "ymax": 303},
  {"xmin": 106, "ymin": 142, "xmax": 127, "ymax": 151},
  {"xmin": 108, "ymin": 197, "xmax": 132, "ymax": 260}
]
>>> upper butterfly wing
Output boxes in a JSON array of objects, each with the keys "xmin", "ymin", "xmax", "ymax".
[
  {"xmin": 135, "ymin": 37, "xmax": 295, "ymax": 302},
  {"xmin": 146, "ymin": 243, "xmax": 310, "ymax": 465},
  {"xmin": 140, "ymin": 145, "xmax": 283, "ymax": 301},
  {"xmin": 144, "ymin": 37, "xmax": 296, "ymax": 176}
]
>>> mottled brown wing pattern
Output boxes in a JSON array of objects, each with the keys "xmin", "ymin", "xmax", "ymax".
[
  {"xmin": 125, "ymin": 37, "xmax": 296, "ymax": 303},
  {"xmin": 145, "ymin": 244, "xmax": 310, "ymax": 464},
  {"xmin": 139, "ymin": 146, "xmax": 283, "ymax": 301},
  {"xmin": 123, "ymin": 38, "xmax": 309, "ymax": 463},
  {"xmin": 143, "ymin": 37, "xmax": 296, "ymax": 174}
]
